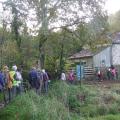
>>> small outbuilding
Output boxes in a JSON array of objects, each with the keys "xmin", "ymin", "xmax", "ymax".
[{"xmin": 69, "ymin": 49, "xmax": 93, "ymax": 67}]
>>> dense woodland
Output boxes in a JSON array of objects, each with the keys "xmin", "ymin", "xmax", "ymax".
[{"xmin": 0, "ymin": 0, "xmax": 119, "ymax": 77}]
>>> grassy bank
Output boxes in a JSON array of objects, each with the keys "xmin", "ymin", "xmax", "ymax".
[{"xmin": 0, "ymin": 81, "xmax": 120, "ymax": 120}]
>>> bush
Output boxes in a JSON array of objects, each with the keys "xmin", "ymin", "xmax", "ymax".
[
  {"xmin": 22, "ymin": 70, "xmax": 29, "ymax": 82},
  {"xmin": 97, "ymin": 104, "xmax": 108, "ymax": 116},
  {"xmin": 0, "ymin": 91, "xmax": 70, "ymax": 120},
  {"xmin": 0, "ymin": 93, "xmax": 3, "ymax": 102},
  {"xmin": 49, "ymin": 81, "xmax": 69, "ymax": 105},
  {"xmin": 1, "ymin": 81, "xmax": 120, "ymax": 120},
  {"xmin": 88, "ymin": 114, "xmax": 120, "ymax": 120},
  {"xmin": 80, "ymin": 104, "xmax": 98, "ymax": 117},
  {"xmin": 68, "ymin": 94, "xmax": 80, "ymax": 112},
  {"xmin": 108, "ymin": 103, "xmax": 120, "ymax": 115}
]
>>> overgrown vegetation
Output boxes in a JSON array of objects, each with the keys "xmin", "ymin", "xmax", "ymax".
[{"xmin": 0, "ymin": 81, "xmax": 120, "ymax": 120}]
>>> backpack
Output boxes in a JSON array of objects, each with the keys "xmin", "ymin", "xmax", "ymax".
[
  {"xmin": 9, "ymin": 71, "xmax": 16, "ymax": 82},
  {"xmin": 29, "ymin": 70, "xmax": 37, "ymax": 80},
  {"xmin": 43, "ymin": 73, "xmax": 48, "ymax": 81},
  {"xmin": 0, "ymin": 72, "xmax": 4, "ymax": 87},
  {"xmin": 37, "ymin": 72, "xmax": 42, "ymax": 80},
  {"xmin": 16, "ymin": 72, "xmax": 22, "ymax": 81}
]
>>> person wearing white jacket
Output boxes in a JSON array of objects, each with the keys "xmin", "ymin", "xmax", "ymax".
[{"xmin": 61, "ymin": 72, "xmax": 66, "ymax": 81}]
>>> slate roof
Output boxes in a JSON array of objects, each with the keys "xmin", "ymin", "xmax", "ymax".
[{"xmin": 69, "ymin": 49, "xmax": 93, "ymax": 59}]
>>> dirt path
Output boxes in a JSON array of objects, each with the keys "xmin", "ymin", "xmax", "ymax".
[{"xmin": 83, "ymin": 80, "xmax": 120, "ymax": 86}]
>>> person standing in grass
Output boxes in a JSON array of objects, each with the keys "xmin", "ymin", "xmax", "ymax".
[
  {"xmin": 42, "ymin": 69, "xmax": 49, "ymax": 93},
  {"xmin": 0, "ymin": 70, "xmax": 4, "ymax": 92},
  {"xmin": 107, "ymin": 67, "xmax": 112, "ymax": 80},
  {"xmin": 97, "ymin": 69, "xmax": 102, "ymax": 82},
  {"xmin": 110, "ymin": 65, "xmax": 116, "ymax": 80},
  {"xmin": 68, "ymin": 70, "xmax": 75, "ymax": 84},
  {"xmin": 9, "ymin": 65, "xmax": 19, "ymax": 98},
  {"xmin": 3, "ymin": 65, "xmax": 12, "ymax": 102},
  {"xmin": 29, "ymin": 67, "xmax": 39, "ymax": 93},
  {"xmin": 60, "ymin": 71, "xmax": 66, "ymax": 81},
  {"xmin": 16, "ymin": 68, "xmax": 23, "ymax": 94},
  {"xmin": 0, "ymin": 68, "xmax": 7, "ymax": 105}
]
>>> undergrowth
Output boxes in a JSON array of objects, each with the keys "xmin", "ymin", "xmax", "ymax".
[{"xmin": 0, "ymin": 81, "xmax": 120, "ymax": 120}]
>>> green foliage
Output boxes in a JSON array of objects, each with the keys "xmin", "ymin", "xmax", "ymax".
[
  {"xmin": 1, "ymin": 81, "xmax": 120, "ymax": 120},
  {"xmin": 97, "ymin": 104, "xmax": 108, "ymax": 116},
  {"xmin": 45, "ymin": 56, "xmax": 58, "ymax": 78},
  {"xmin": 49, "ymin": 81, "xmax": 69, "ymax": 104},
  {"xmin": 0, "ymin": 40, "xmax": 20, "ymax": 66},
  {"xmin": 0, "ymin": 93, "xmax": 3, "ymax": 102},
  {"xmin": 64, "ymin": 60, "xmax": 73, "ymax": 71},
  {"xmin": 68, "ymin": 94, "xmax": 80, "ymax": 112},
  {"xmin": 88, "ymin": 114, "xmax": 120, "ymax": 120},
  {"xmin": 109, "ymin": 10, "xmax": 120, "ymax": 33},
  {"xmin": 0, "ymin": 91, "xmax": 70, "ymax": 120}
]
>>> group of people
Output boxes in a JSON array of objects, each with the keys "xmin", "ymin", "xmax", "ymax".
[
  {"xmin": 0, "ymin": 64, "xmax": 50, "ymax": 103},
  {"xmin": 28, "ymin": 67, "xmax": 49, "ymax": 94},
  {"xmin": 97, "ymin": 65, "xmax": 118, "ymax": 81},
  {"xmin": 2, "ymin": 64, "xmax": 118, "ymax": 103},
  {"xmin": 60, "ymin": 70, "xmax": 75, "ymax": 83},
  {"xmin": 0, "ymin": 65, "xmax": 23, "ymax": 103}
]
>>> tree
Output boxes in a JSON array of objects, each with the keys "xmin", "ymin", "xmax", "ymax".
[
  {"xmin": 3, "ymin": 0, "xmax": 28, "ymax": 50},
  {"xmin": 109, "ymin": 10, "xmax": 120, "ymax": 33},
  {"xmin": 0, "ymin": 0, "xmax": 108, "ymax": 71},
  {"xmin": 27, "ymin": 0, "xmax": 106, "ymax": 68}
]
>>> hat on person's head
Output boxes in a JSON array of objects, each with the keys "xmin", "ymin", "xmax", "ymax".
[
  {"xmin": 42, "ymin": 69, "xmax": 45, "ymax": 73},
  {"xmin": 3, "ymin": 65, "xmax": 9, "ymax": 72},
  {"xmin": 12, "ymin": 65, "xmax": 17, "ymax": 71},
  {"xmin": 3, "ymin": 65, "xmax": 8, "ymax": 70}
]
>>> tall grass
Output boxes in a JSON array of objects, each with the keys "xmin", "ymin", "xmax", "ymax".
[
  {"xmin": 0, "ymin": 91, "xmax": 71, "ymax": 120},
  {"xmin": 0, "ymin": 81, "xmax": 120, "ymax": 120}
]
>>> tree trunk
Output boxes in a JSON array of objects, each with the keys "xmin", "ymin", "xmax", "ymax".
[
  {"xmin": 39, "ymin": 46, "xmax": 45, "ymax": 69},
  {"xmin": 59, "ymin": 43, "xmax": 64, "ymax": 74},
  {"xmin": 39, "ymin": 0, "xmax": 48, "ymax": 69}
]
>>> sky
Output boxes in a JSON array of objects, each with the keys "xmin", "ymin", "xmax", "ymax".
[
  {"xmin": 0, "ymin": 0, "xmax": 120, "ymax": 31},
  {"xmin": 105, "ymin": 0, "xmax": 120, "ymax": 14},
  {"xmin": 0, "ymin": 0, "xmax": 120, "ymax": 14}
]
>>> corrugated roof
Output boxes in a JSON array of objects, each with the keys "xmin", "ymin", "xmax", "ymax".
[{"xmin": 69, "ymin": 49, "xmax": 93, "ymax": 59}]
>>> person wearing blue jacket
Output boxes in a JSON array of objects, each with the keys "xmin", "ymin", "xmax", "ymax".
[
  {"xmin": 0, "ymin": 71, "xmax": 4, "ymax": 91},
  {"xmin": 29, "ymin": 67, "xmax": 40, "ymax": 92}
]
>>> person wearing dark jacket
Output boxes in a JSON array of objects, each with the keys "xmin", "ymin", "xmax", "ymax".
[
  {"xmin": 0, "ymin": 71, "xmax": 4, "ymax": 91},
  {"xmin": 29, "ymin": 67, "xmax": 39, "ymax": 92}
]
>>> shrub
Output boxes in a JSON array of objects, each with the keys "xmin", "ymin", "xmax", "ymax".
[
  {"xmin": 49, "ymin": 81, "xmax": 69, "ymax": 105},
  {"xmin": 88, "ymin": 114, "xmax": 120, "ymax": 120},
  {"xmin": 68, "ymin": 94, "xmax": 80, "ymax": 112},
  {"xmin": 0, "ymin": 91, "xmax": 70, "ymax": 120},
  {"xmin": 80, "ymin": 104, "xmax": 98, "ymax": 117},
  {"xmin": 108, "ymin": 103, "xmax": 120, "ymax": 115},
  {"xmin": 97, "ymin": 104, "xmax": 108, "ymax": 116}
]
